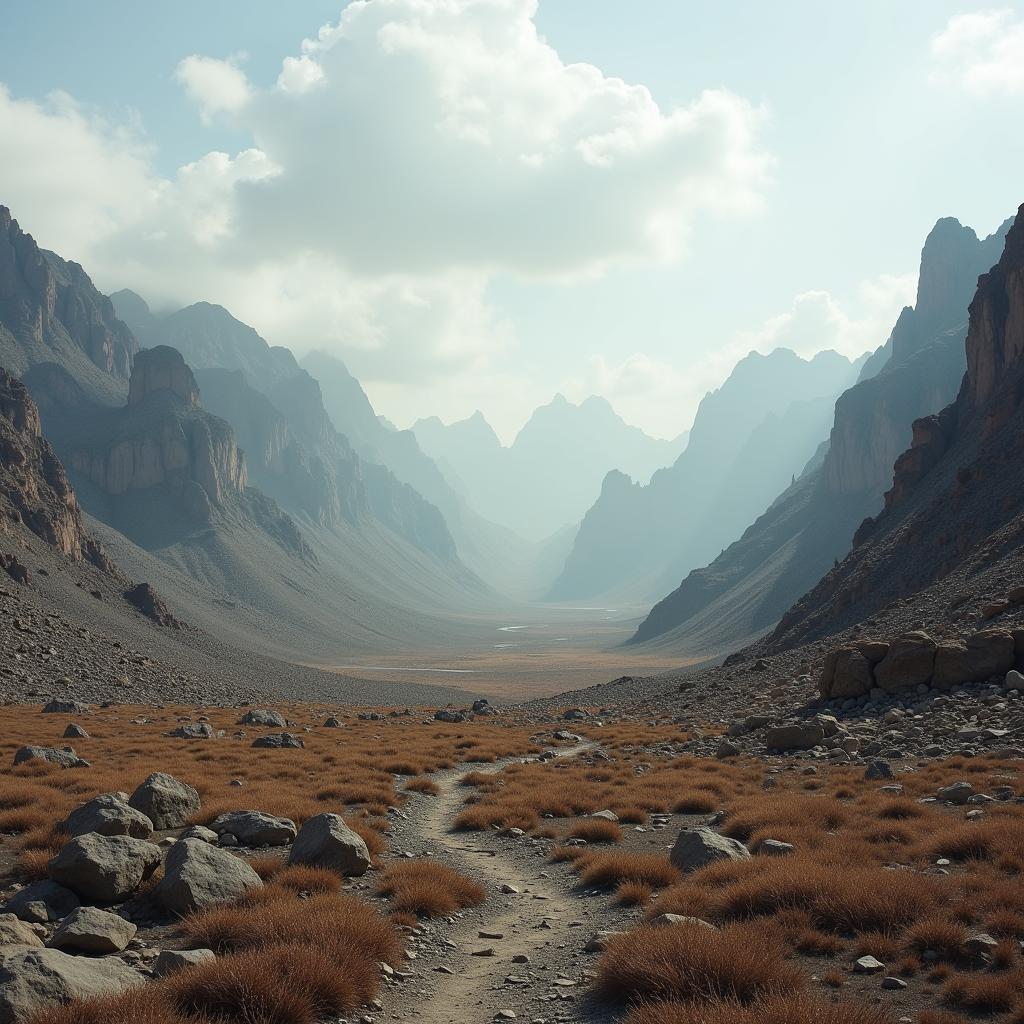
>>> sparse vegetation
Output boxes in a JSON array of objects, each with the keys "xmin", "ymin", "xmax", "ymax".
[{"xmin": 376, "ymin": 860, "xmax": 486, "ymax": 918}]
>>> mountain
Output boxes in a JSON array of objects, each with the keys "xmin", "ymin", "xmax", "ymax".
[
  {"xmin": 771, "ymin": 202, "xmax": 1024, "ymax": 649},
  {"xmin": 631, "ymin": 214, "xmax": 1010, "ymax": 655},
  {"xmin": 549, "ymin": 348, "xmax": 860, "ymax": 604},
  {"xmin": 412, "ymin": 396, "xmax": 688, "ymax": 541},
  {"xmin": 112, "ymin": 293, "xmax": 458, "ymax": 565},
  {"xmin": 1, "ymin": 207, "xmax": 136, "ymax": 405}
]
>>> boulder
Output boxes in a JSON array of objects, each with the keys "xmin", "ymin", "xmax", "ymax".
[
  {"xmin": 649, "ymin": 914, "xmax": 717, "ymax": 929},
  {"xmin": 128, "ymin": 772, "xmax": 200, "ymax": 829},
  {"xmin": 0, "ymin": 947, "xmax": 142, "ymax": 1024},
  {"xmin": 758, "ymin": 839, "xmax": 795, "ymax": 857},
  {"xmin": 42, "ymin": 700, "xmax": 90, "ymax": 715},
  {"xmin": 716, "ymin": 739, "xmax": 741, "ymax": 759},
  {"xmin": 434, "ymin": 709, "xmax": 466, "ymax": 723},
  {"xmin": 583, "ymin": 930, "xmax": 624, "ymax": 953},
  {"xmin": 1, "ymin": 882, "xmax": 79, "ymax": 923},
  {"xmin": 48, "ymin": 907, "xmax": 137, "ymax": 954},
  {"xmin": 157, "ymin": 839, "xmax": 262, "ymax": 915},
  {"xmin": 152, "ymin": 948, "xmax": 216, "ymax": 977},
  {"xmin": 873, "ymin": 631, "xmax": 936, "ymax": 692},
  {"xmin": 937, "ymin": 781, "xmax": 973, "ymax": 805},
  {"xmin": 288, "ymin": 813, "xmax": 371, "ymax": 876},
  {"xmin": 169, "ymin": 723, "xmax": 217, "ymax": 740},
  {"xmin": 48, "ymin": 834, "xmax": 161, "ymax": 903},
  {"xmin": 323, "ymin": 717, "xmax": 343, "ymax": 728},
  {"xmin": 669, "ymin": 827, "xmax": 751, "ymax": 872},
  {"xmin": 251, "ymin": 733, "xmax": 304, "ymax": 749},
  {"xmin": 590, "ymin": 810, "xmax": 619, "ymax": 822},
  {"xmin": 210, "ymin": 811, "xmax": 296, "ymax": 847},
  {"xmin": 933, "ymin": 630, "xmax": 1015, "ymax": 688},
  {"xmin": 864, "ymin": 760, "xmax": 894, "ymax": 781},
  {"xmin": 0, "ymin": 915, "xmax": 42, "ymax": 948},
  {"xmin": 12, "ymin": 746, "xmax": 88, "ymax": 769},
  {"xmin": 820, "ymin": 647, "xmax": 875, "ymax": 699},
  {"xmin": 62, "ymin": 794, "xmax": 154, "ymax": 840},
  {"xmin": 237, "ymin": 709, "xmax": 286, "ymax": 728},
  {"xmin": 63, "ymin": 724, "xmax": 89, "ymax": 739},
  {"xmin": 179, "ymin": 825, "xmax": 218, "ymax": 843},
  {"xmin": 765, "ymin": 723, "xmax": 824, "ymax": 751}
]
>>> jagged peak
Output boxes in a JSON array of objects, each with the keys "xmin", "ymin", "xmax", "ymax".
[{"xmin": 128, "ymin": 346, "xmax": 201, "ymax": 408}]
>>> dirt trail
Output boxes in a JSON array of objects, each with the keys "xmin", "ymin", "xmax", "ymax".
[{"xmin": 397, "ymin": 743, "xmax": 605, "ymax": 1024}]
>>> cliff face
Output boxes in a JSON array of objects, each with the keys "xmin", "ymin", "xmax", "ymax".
[
  {"xmin": 0, "ymin": 207, "xmax": 136, "ymax": 403},
  {"xmin": 66, "ymin": 346, "xmax": 247, "ymax": 523},
  {"xmin": 630, "ymin": 215, "xmax": 1009, "ymax": 655},
  {"xmin": 0, "ymin": 366, "xmax": 108, "ymax": 567},
  {"xmin": 772, "ymin": 203, "xmax": 1024, "ymax": 647}
]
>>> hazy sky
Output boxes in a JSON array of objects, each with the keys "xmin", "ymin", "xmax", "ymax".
[{"xmin": 1, "ymin": 1, "xmax": 1021, "ymax": 441}]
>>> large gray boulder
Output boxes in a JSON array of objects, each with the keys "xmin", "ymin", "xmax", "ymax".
[
  {"xmin": 933, "ymin": 630, "xmax": 1015, "ymax": 688},
  {"xmin": 0, "ymin": 947, "xmax": 142, "ymax": 1024},
  {"xmin": 42, "ymin": 700, "xmax": 91, "ymax": 715},
  {"xmin": 128, "ymin": 772, "xmax": 200, "ymax": 829},
  {"xmin": 152, "ymin": 948, "xmax": 216, "ymax": 977},
  {"xmin": 288, "ymin": 813, "xmax": 371, "ymax": 876},
  {"xmin": 156, "ymin": 838, "xmax": 262, "ymax": 915},
  {"xmin": 251, "ymin": 732, "xmax": 304, "ymax": 749},
  {"xmin": 669, "ymin": 827, "xmax": 751, "ymax": 872},
  {"xmin": 169, "ymin": 723, "xmax": 217, "ymax": 740},
  {"xmin": 819, "ymin": 647, "xmax": 875, "ymax": 699},
  {"xmin": 1, "ymin": 881, "xmax": 79, "ymax": 923},
  {"xmin": 874, "ymin": 631, "xmax": 937, "ymax": 691},
  {"xmin": 48, "ymin": 907, "xmax": 137, "ymax": 954},
  {"xmin": 237, "ymin": 709, "xmax": 287, "ymax": 727},
  {"xmin": 210, "ymin": 810, "xmax": 296, "ymax": 847},
  {"xmin": 48, "ymin": 834, "xmax": 161, "ymax": 903},
  {"xmin": 765, "ymin": 723, "xmax": 824, "ymax": 751},
  {"xmin": 62, "ymin": 794, "xmax": 154, "ymax": 840},
  {"xmin": 0, "ymin": 915, "xmax": 42, "ymax": 948},
  {"xmin": 12, "ymin": 746, "xmax": 88, "ymax": 769}
]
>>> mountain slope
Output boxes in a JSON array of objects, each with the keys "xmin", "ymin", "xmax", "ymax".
[
  {"xmin": 549, "ymin": 348, "xmax": 859, "ymax": 603},
  {"xmin": 770, "ymin": 203, "xmax": 1024, "ymax": 649},
  {"xmin": 631, "ymin": 214, "xmax": 1010, "ymax": 655},
  {"xmin": 413, "ymin": 396, "xmax": 688, "ymax": 541}
]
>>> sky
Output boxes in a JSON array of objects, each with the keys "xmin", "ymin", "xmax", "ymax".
[{"xmin": 0, "ymin": 1, "xmax": 1022, "ymax": 442}]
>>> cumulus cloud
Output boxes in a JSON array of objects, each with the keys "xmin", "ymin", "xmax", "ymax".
[
  {"xmin": 930, "ymin": 9, "xmax": 1024, "ymax": 96},
  {"xmin": 0, "ymin": 0, "xmax": 771, "ymax": 435}
]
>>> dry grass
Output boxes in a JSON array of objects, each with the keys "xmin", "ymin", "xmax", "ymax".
[
  {"xmin": 575, "ymin": 851, "xmax": 680, "ymax": 889},
  {"xmin": 568, "ymin": 818, "xmax": 623, "ymax": 843},
  {"xmin": 623, "ymin": 996, "xmax": 894, "ymax": 1024},
  {"xmin": 617, "ymin": 881, "xmax": 653, "ymax": 907},
  {"xmin": 599, "ymin": 921, "xmax": 804, "ymax": 1005},
  {"xmin": 376, "ymin": 861, "xmax": 486, "ymax": 918}
]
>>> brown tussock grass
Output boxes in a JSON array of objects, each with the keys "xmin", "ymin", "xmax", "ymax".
[
  {"xmin": 568, "ymin": 818, "xmax": 623, "ymax": 843},
  {"xmin": 623, "ymin": 996, "xmax": 894, "ymax": 1024},
  {"xmin": 575, "ymin": 851, "xmax": 680, "ymax": 889},
  {"xmin": 617, "ymin": 881, "xmax": 653, "ymax": 907},
  {"xmin": 376, "ymin": 861, "xmax": 486, "ymax": 918}
]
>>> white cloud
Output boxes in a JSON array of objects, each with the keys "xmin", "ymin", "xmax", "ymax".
[
  {"xmin": 175, "ymin": 55, "xmax": 253, "ymax": 124},
  {"xmin": 930, "ymin": 9, "xmax": 1024, "ymax": 96},
  {"xmin": 0, "ymin": 0, "xmax": 771, "ymax": 438}
]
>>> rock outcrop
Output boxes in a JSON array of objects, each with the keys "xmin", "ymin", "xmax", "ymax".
[
  {"xmin": 0, "ymin": 206, "xmax": 136, "ymax": 404},
  {"xmin": 775, "ymin": 204, "xmax": 1024, "ymax": 645},
  {"xmin": 0, "ymin": 367, "xmax": 110, "ymax": 568}
]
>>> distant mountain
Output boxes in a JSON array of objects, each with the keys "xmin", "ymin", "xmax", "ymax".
[
  {"xmin": 111, "ymin": 293, "xmax": 458, "ymax": 565},
  {"xmin": 772, "ymin": 202, "xmax": 1024, "ymax": 649},
  {"xmin": 633, "ymin": 214, "xmax": 1010, "ymax": 654},
  {"xmin": 549, "ymin": 348, "xmax": 860, "ymax": 603},
  {"xmin": 412, "ymin": 395, "xmax": 688, "ymax": 541}
]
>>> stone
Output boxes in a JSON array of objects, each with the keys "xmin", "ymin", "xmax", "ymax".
[
  {"xmin": 583, "ymin": 931, "xmax": 623, "ymax": 952},
  {"xmin": 873, "ymin": 632, "xmax": 936, "ymax": 692},
  {"xmin": 237, "ymin": 709, "xmax": 287, "ymax": 728},
  {"xmin": 62, "ymin": 794, "xmax": 154, "ymax": 840},
  {"xmin": 1004, "ymin": 669, "xmax": 1024, "ymax": 691},
  {"xmin": 854, "ymin": 955, "xmax": 885, "ymax": 974},
  {"xmin": 669, "ymin": 827, "xmax": 751, "ymax": 872},
  {"xmin": 12, "ymin": 746, "xmax": 87, "ymax": 769},
  {"xmin": 716, "ymin": 739, "xmax": 741, "ymax": 759},
  {"xmin": 49, "ymin": 907, "xmax": 137, "ymax": 954},
  {"xmin": 179, "ymin": 825, "xmax": 218, "ymax": 843},
  {"xmin": 210, "ymin": 811, "xmax": 297, "ymax": 847},
  {"xmin": 864, "ymin": 760, "xmax": 894, "ymax": 781},
  {"xmin": 48, "ymin": 834, "xmax": 161, "ymax": 903},
  {"xmin": 820, "ymin": 648, "xmax": 875, "ymax": 699},
  {"xmin": 128, "ymin": 772, "xmax": 200, "ymax": 830},
  {"xmin": 157, "ymin": 838, "xmax": 262, "ymax": 915},
  {"xmin": 0, "ymin": 915, "xmax": 42, "ymax": 949},
  {"xmin": 170, "ymin": 723, "xmax": 216, "ymax": 740},
  {"xmin": 0, "ymin": 947, "xmax": 143, "ymax": 1024},
  {"xmin": 434, "ymin": 709, "xmax": 466, "ymax": 723},
  {"xmin": 937, "ymin": 781, "xmax": 973, "ymax": 805},
  {"xmin": 882, "ymin": 976, "xmax": 907, "ymax": 990},
  {"xmin": 1, "ymin": 882, "xmax": 79, "ymax": 923},
  {"xmin": 63, "ymin": 724, "xmax": 89, "ymax": 739},
  {"xmin": 765, "ymin": 723, "xmax": 824, "ymax": 751},
  {"xmin": 288, "ymin": 813, "xmax": 371, "ymax": 876},
  {"xmin": 323, "ymin": 717, "xmax": 343, "ymax": 728},
  {"xmin": 933, "ymin": 630, "xmax": 1015, "ymax": 688},
  {"xmin": 42, "ymin": 700, "xmax": 90, "ymax": 715},
  {"xmin": 152, "ymin": 948, "xmax": 216, "ymax": 977},
  {"xmin": 963, "ymin": 932, "xmax": 999, "ymax": 955},
  {"xmin": 251, "ymin": 732, "xmax": 304, "ymax": 749},
  {"xmin": 758, "ymin": 839, "xmax": 795, "ymax": 857},
  {"xmin": 590, "ymin": 810, "xmax": 618, "ymax": 822}
]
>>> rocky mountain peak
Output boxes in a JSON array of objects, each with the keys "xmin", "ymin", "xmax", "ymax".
[{"xmin": 128, "ymin": 346, "xmax": 201, "ymax": 408}]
